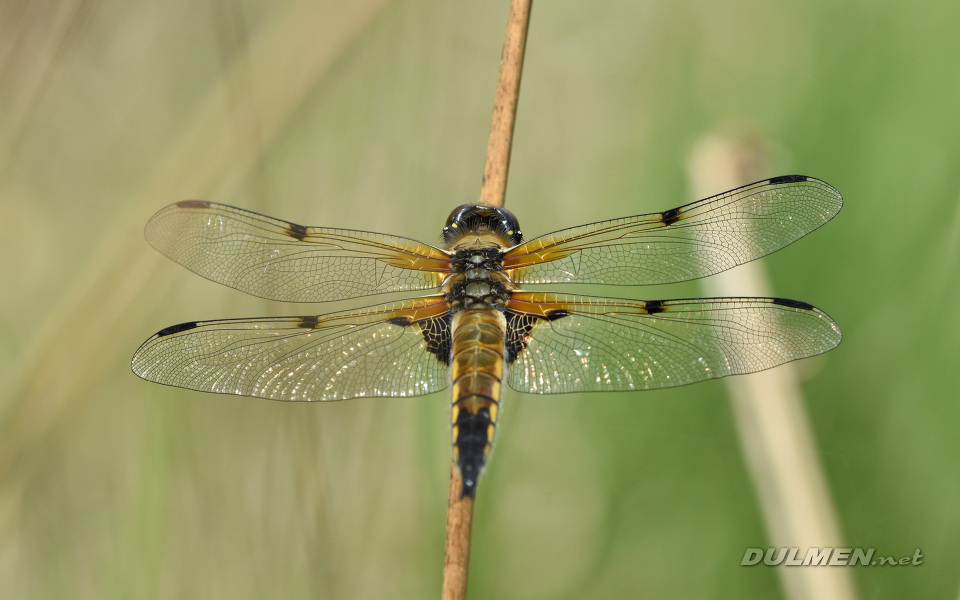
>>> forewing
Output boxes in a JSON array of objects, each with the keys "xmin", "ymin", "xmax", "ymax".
[
  {"xmin": 505, "ymin": 292, "xmax": 841, "ymax": 394},
  {"xmin": 503, "ymin": 176, "xmax": 841, "ymax": 285},
  {"xmin": 131, "ymin": 296, "xmax": 452, "ymax": 401},
  {"xmin": 146, "ymin": 201, "xmax": 450, "ymax": 302}
]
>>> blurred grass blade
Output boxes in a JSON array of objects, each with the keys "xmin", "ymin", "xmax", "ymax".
[
  {"xmin": 687, "ymin": 127, "xmax": 858, "ymax": 600},
  {"xmin": 0, "ymin": 0, "xmax": 391, "ymax": 483}
]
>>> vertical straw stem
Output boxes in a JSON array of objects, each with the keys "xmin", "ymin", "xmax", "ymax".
[
  {"xmin": 441, "ymin": 1, "xmax": 532, "ymax": 598},
  {"xmin": 479, "ymin": 0, "xmax": 532, "ymax": 208},
  {"xmin": 441, "ymin": 465, "xmax": 474, "ymax": 600}
]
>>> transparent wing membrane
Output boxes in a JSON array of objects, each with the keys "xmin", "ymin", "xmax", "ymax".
[
  {"xmin": 135, "ymin": 176, "xmax": 844, "ymax": 402},
  {"xmin": 503, "ymin": 176, "xmax": 841, "ymax": 286},
  {"xmin": 505, "ymin": 292, "xmax": 842, "ymax": 394},
  {"xmin": 145, "ymin": 201, "xmax": 450, "ymax": 302},
  {"xmin": 131, "ymin": 296, "xmax": 452, "ymax": 401}
]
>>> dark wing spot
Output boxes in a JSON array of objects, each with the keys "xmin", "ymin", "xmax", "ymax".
[
  {"xmin": 386, "ymin": 316, "xmax": 413, "ymax": 327},
  {"xmin": 175, "ymin": 200, "xmax": 211, "ymax": 209},
  {"xmin": 660, "ymin": 207, "xmax": 681, "ymax": 226},
  {"xmin": 772, "ymin": 298, "xmax": 815, "ymax": 311},
  {"xmin": 644, "ymin": 299, "xmax": 666, "ymax": 315},
  {"xmin": 546, "ymin": 309, "xmax": 570, "ymax": 321},
  {"xmin": 157, "ymin": 322, "xmax": 198, "ymax": 337},
  {"xmin": 420, "ymin": 313, "xmax": 452, "ymax": 365},
  {"xmin": 297, "ymin": 315, "xmax": 320, "ymax": 328},
  {"xmin": 285, "ymin": 222, "xmax": 308, "ymax": 241},
  {"xmin": 768, "ymin": 174, "xmax": 808, "ymax": 184}
]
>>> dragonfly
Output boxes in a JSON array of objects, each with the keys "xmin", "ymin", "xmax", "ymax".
[{"xmin": 132, "ymin": 174, "xmax": 842, "ymax": 497}]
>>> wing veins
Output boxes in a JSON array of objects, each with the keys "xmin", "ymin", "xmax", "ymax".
[{"xmin": 504, "ymin": 177, "xmax": 841, "ymax": 286}]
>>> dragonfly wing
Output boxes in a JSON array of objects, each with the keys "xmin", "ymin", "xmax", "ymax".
[
  {"xmin": 503, "ymin": 176, "xmax": 841, "ymax": 286},
  {"xmin": 146, "ymin": 201, "xmax": 450, "ymax": 302},
  {"xmin": 131, "ymin": 296, "xmax": 453, "ymax": 401},
  {"xmin": 504, "ymin": 292, "xmax": 841, "ymax": 394}
]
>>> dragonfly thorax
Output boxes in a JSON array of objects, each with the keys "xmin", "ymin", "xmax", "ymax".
[{"xmin": 444, "ymin": 247, "xmax": 514, "ymax": 312}]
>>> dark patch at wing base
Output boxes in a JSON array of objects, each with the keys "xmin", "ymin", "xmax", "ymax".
[
  {"xmin": 505, "ymin": 312, "xmax": 539, "ymax": 363},
  {"xmin": 382, "ymin": 314, "xmax": 451, "ymax": 364},
  {"xmin": 504, "ymin": 293, "xmax": 843, "ymax": 394},
  {"xmin": 419, "ymin": 313, "xmax": 452, "ymax": 365},
  {"xmin": 131, "ymin": 297, "xmax": 452, "ymax": 402}
]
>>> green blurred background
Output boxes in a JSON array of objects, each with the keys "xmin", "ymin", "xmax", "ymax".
[{"xmin": 1, "ymin": 0, "xmax": 958, "ymax": 598}]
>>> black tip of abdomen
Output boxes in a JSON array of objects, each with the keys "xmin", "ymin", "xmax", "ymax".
[{"xmin": 455, "ymin": 410, "xmax": 493, "ymax": 498}]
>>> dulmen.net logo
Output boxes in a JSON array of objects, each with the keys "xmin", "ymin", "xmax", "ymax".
[{"xmin": 741, "ymin": 548, "xmax": 924, "ymax": 567}]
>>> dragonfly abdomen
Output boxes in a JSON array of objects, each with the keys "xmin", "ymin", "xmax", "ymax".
[{"xmin": 450, "ymin": 308, "xmax": 505, "ymax": 498}]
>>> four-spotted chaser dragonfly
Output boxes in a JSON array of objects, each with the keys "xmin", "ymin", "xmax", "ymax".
[{"xmin": 132, "ymin": 174, "xmax": 842, "ymax": 496}]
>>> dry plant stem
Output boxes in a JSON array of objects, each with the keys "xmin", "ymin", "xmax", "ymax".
[
  {"xmin": 441, "ymin": 465, "xmax": 475, "ymax": 600},
  {"xmin": 441, "ymin": 1, "xmax": 532, "ymax": 598},
  {"xmin": 480, "ymin": 0, "xmax": 532, "ymax": 208}
]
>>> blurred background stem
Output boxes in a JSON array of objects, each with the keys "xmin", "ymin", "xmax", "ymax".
[{"xmin": 687, "ymin": 127, "xmax": 857, "ymax": 600}]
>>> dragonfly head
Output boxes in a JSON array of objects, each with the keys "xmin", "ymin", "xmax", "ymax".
[{"xmin": 443, "ymin": 204, "xmax": 523, "ymax": 247}]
